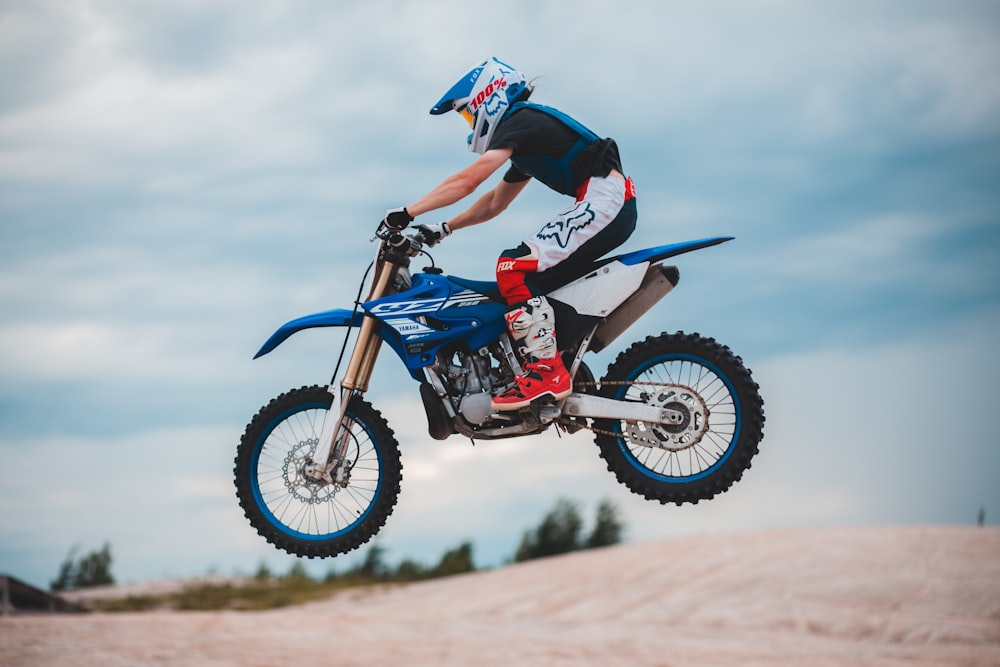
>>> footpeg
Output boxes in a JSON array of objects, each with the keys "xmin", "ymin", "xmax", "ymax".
[{"xmin": 537, "ymin": 399, "xmax": 562, "ymax": 424}]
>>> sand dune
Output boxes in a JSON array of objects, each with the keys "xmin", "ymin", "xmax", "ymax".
[{"xmin": 2, "ymin": 526, "xmax": 998, "ymax": 666}]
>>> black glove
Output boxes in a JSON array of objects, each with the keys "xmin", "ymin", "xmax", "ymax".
[
  {"xmin": 381, "ymin": 206, "xmax": 413, "ymax": 231},
  {"xmin": 412, "ymin": 222, "xmax": 452, "ymax": 247}
]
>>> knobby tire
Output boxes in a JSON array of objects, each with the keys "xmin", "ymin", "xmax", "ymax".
[
  {"xmin": 234, "ymin": 385, "xmax": 403, "ymax": 558},
  {"xmin": 594, "ymin": 331, "xmax": 765, "ymax": 505}
]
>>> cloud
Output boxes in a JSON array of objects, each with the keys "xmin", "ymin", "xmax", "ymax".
[
  {"xmin": 1, "ymin": 1, "xmax": 998, "ymax": 589},
  {"xmin": 760, "ymin": 212, "xmax": 960, "ymax": 288}
]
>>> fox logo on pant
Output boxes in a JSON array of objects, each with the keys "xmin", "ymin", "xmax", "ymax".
[{"xmin": 536, "ymin": 202, "xmax": 596, "ymax": 249}]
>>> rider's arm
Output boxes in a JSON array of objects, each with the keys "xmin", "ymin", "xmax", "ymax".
[
  {"xmin": 406, "ymin": 148, "xmax": 513, "ymax": 218},
  {"xmin": 446, "ymin": 177, "xmax": 530, "ymax": 231}
]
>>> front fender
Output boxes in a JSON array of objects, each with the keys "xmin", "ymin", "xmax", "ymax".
[{"xmin": 253, "ymin": 308, "xmax": 366, "ymax": 359}]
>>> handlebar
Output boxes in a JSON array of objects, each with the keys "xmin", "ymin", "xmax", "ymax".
[
  {"xmin": 388, "ymin": 231, "xmax": 422, "ymax": 254},
  {"xmin": 374, "ymin": 222, "xmax": 426, "ymax": 259}
]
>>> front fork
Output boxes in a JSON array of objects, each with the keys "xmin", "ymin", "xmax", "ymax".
[{"xmin": 305, "ymin": 247, "xmax": 400, "ymax": 483}]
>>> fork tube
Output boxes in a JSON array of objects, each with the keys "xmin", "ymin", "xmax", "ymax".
[
  {"xmin": 340, "ymin": 314, "xmax": 382, "ymax": 392},
  {"xmin": 310, "ymin": 252, "xmax": 398, "ymax": 471},
  {"xmin": 341, "ymin": 259, "xmax": 395, "ymax": 391}
]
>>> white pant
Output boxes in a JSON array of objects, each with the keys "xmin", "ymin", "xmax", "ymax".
[{"xmin": 527, "ymin": 174, "xmax": 628, "ymax": 271}]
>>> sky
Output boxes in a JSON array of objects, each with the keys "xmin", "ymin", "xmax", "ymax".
[{"xmin": 1, "ymin": 0, "xmax": 999, "ymax": 590}]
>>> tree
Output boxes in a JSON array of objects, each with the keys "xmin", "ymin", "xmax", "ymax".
[
  {"xmin": 284, "ymin": 560, "xmax": 311, "ymax": 582},
  {"xmin": 357, "ymin": 543, "xmax": 388, "ymax": 579},
  {"xmin": 514, "ymin": 498, "xmax": 583, "ymax": 562},
  {"xmin": 586, "ymin": 498, "xmax": 624, "ymax": 548},
  {"xmin": 50, "ymin": 542, "xmax": 115, "ymax": 591},
  {"xmin": 393, "ymin": 558, "xmax": 428, "ymax": 581},
  {"xmin": 432, "ymin": 541, "xmax": 475, "ymax": 577},
  {"xmin": 51, "ymin": 547, "xmax": 78, "ymax": 592},
  {"xmin": 253, "ymin": 560, "xmax": 273, "ymax": 581}
]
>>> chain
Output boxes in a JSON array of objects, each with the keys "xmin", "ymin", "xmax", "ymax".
[
  {"xmin": 567, "ymin": 419, "xmax": 619, "ymax": 438},
  {"xmin": 572, "ymin": 380, "xmax": 679, "ymax": 388}
]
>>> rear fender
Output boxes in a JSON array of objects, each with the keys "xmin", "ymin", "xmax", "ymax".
[
  {"xmin": 618, "ymin": 236, "xmax": 733, "ymax": 265},
  {"xmin": 254, "ymin": 308, "xmax": 365, "ymax": 359}
]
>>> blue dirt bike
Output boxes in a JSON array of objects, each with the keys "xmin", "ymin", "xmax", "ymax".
[{"xmin": 234, "ymin": 223, "xmax": 765, "ymax": 558}]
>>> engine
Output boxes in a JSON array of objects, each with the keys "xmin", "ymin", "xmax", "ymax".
[{"xmin": 437, "ymin": 343, "xmax": 516, "ymax": 426}]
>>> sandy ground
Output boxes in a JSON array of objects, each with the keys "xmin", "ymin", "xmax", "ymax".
[{"xmin": 2, "ymin": 526, "xmax": 998, "ymax": 667}]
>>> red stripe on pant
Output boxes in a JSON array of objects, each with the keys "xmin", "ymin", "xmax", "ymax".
[{"xmin": 496, "ymin": 255, "xmax": 538, "ymax": 305}]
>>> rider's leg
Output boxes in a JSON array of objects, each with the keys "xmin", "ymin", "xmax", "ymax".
[
  {"xmin": 491, "ymin": 174, "xmax": 637, "ymax": 411},
  {"xmin": 493, "ymin": 247, "xmax": 571, "ymax": 410},
  {"xmin": 491, "ymin": 295, "xmax": 572, "ymax": 410}
]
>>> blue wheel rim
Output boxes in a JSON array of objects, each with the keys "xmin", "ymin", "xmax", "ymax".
[
  {"xmin": 249, "ymin": 401, "xmax": 383, "ymax": 541},
  {"xmin": 613, "ymin": 352, "xmax": 742, "ymax": 483}
]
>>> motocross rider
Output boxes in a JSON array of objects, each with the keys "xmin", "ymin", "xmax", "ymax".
[{"xmin": 380, "ymin": 57, "xmax": 637, "ymax": 411}]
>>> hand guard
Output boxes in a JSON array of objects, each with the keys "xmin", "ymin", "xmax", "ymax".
[
  {"xmin": 412, "ymin": 222, "xmax": 452, "ymax": 247},
  {"xmin": 381, "ymin": 206, "xmax": 413, "ymax": 231}
]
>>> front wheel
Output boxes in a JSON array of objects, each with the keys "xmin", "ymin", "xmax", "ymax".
[
  {"xmin": 234, "ymin": 385, "xmax": 402, "ymax": 557},
  {"xmin": 594, "ymin": 332, "xmax": 764, "ymax": 505}
]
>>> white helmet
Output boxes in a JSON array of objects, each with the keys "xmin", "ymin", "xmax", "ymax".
[{"xmin": 430, "ymin": 57, "xmax": 530, "ymax": 154}]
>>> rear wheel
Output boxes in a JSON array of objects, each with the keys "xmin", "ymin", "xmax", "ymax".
[
  {"xmin": 594, "ymin": 332, "xmax": 764, "ymax": 505},
  {"xmin": 234, "ymin": 385, "xmax": 402, "ymax": 557}
]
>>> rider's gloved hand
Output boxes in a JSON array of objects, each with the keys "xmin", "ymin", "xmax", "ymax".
[
  {"xmin": 412, "ymin": 222, "xmax": 452, "ymax": 247},
  {"xmin": 381, "ymin": 206, "xmax": 413, "ymax": 231}
]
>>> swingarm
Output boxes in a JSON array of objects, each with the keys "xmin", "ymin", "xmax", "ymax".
[{"xmin": 561, "ymin": 393, "xmax": 687, "ymax": 425}]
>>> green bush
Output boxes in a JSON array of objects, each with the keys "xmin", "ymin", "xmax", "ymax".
[{"xmin": 64, "ymin": 497, "xmax": 625, "ymax": 611}]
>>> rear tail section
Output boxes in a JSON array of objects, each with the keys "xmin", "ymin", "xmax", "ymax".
[{"xmin": 590, "ymin": 263, "xmax": 679, "ymax": 352}]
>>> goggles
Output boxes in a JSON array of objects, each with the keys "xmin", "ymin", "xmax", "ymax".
[{"xmin": 456, "ymin": 103, "xmax": 475, "ymax": 128}]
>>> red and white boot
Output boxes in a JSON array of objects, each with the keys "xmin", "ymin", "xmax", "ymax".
[
  {"xmin": 491, "ymin": 357, "xmax": 572, "ymax": 410},
  {"xmin": 492, "ymin": 297, "xmax": 572, "ymax": 411}
]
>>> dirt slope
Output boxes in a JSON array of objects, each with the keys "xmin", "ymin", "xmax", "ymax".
[{"xmin": 2, "ymin": 526, "xmax": 998, "ymax": 667}]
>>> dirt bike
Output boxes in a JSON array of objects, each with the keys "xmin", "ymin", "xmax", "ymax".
[{"xmin": 234, "ymin": 223, "xmax": 765, "ymax": 558}]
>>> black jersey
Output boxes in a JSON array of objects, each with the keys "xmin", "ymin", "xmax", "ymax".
[{"xmin": 487, "ymin": 105, "xmax": 623, "ymax": 196}]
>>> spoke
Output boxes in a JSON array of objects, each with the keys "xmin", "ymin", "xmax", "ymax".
[
  {"xmin": 603, "ymin": 356, "xmax": 739, "ymax": 478},
  {"xmin": 251, "ymin": 406, "xmax": 384, "ymax": 537},
  {"xmin": 330, "ymin": 496, "xmax": 358, "ymax": 529}
]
